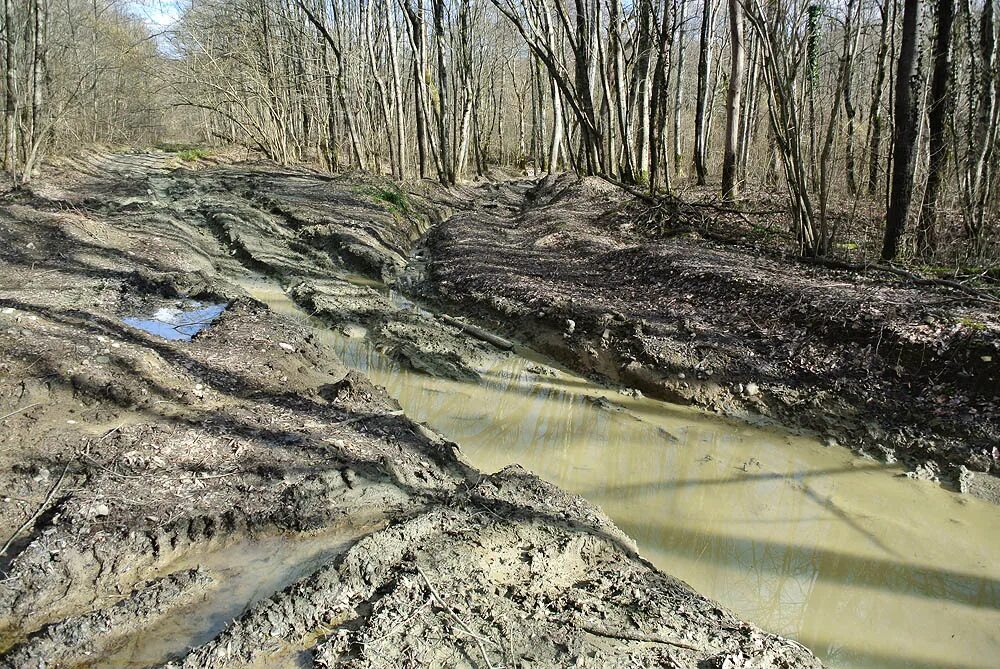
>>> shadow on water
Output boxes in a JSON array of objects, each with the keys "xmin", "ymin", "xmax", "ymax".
[{"xmin": 613, "ymin": 517, "xmax": 999, "ymax": 612}]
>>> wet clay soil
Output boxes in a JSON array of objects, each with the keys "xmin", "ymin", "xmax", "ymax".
[{"xmin": 0, "ymin": 153, "xmax": 820, "ymax": 668}]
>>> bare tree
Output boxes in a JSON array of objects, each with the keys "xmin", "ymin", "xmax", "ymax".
[
  {"xmin": 720, "ymin": 0, "xmax": 743, "ymax": 200},
  {"xmin": 4, "ymin": 0, "xmax": 18, "ymax": 182},
  {"xmin": 882, "ymin": 0, "xmax": 921, "ymax": 261},
  {"xmin": 917, "ymin": 0, "xmax": 955, "ymax": 258},
  {"xmin": 693, "ymin": 0, "xmax": 714, "ymax": 184}
]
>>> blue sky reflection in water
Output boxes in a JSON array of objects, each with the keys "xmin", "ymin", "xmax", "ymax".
[{"xmin": 122, "ymin": 302, "xmax": 226, "ymax": 341}]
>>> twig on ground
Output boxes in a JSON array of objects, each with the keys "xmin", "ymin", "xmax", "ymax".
[
  {"xmin": 799, "ymin": 256, "xmax": 1000, "ymax": 305},
  {"xmin": 0, "ymin": 463, "xmax": 70, "ymax": 558},
  {"xmin": 415, "ymin": 565, "xmax": 498, "ymax": 669},
  {"xmin": 577, "ymin": 622, "xmax": 700, "ymax": 651},
  {"xmin": 337, "ymin": 410, "xmax": 405, "ymax": 427},
  {"xmin": 0, "ymin": 403, "xmax": 41, "ymax": 423}
]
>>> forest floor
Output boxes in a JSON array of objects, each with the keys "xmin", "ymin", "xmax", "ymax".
[
  {"xmin": 0, "ymin": 153, "xmax": 820, "ymax": 668},
  {"xmin": 424, "ymin": 173, "xmax": 1000, "ymax": 502}
]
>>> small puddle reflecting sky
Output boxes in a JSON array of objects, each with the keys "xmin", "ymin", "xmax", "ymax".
[
  {"xmin": 122, "ymin": 302, "xmax": 227, "ymax": 341},
  {"xmin": 248, "ymin": 281, "xmax": 1000, "ymax": 669}
]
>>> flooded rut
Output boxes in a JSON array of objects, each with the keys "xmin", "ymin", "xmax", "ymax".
[
  {"xmin": 102, "ymin": 526, "xmax": 372, "ymax": 668},
  {"xmin": 245, "ymin": 279, "xmax": 1000, "ymax": 669}
]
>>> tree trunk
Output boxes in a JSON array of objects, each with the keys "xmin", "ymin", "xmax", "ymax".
[
  {"xmin": 672, "ymin": 0, "xmax": 687, "ymax": 178},
  {"xmin": 693, "ymin": 0, "xmax": 713, "ymax": 185},
  {"xmin": 721, "ymin": 0, "xmax": 743, "ymax": 201},
  {"xmin": 4, "ymin": 0, "xmax": 18, "ymax": 182},
  {"xmin": 866, "ymin": 0, "xmax": 894, "ymax": 197},
  {"xmin": 917, "ymin": 0, "xmax": 955, "ymax": 258},
  {"xmin": 431, "ymin": 0, "xmax": 453, "ymax": 184},
  {"xmin": 882, "ymin": 0, "xmax": 921, "ymax": 261}
]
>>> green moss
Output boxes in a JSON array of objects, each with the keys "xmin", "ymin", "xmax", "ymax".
[
  {"xmin": 358, "ymin": 185, "xmax": 409, "ymax": 215},
  {"xmin": 155, "ymin": 143, "xmax": 211, "ymax": 161},
  {"xmin": 958, "ymin": 317, "xmax": 987, "ymax": 331},
  {"xmin": 176, "ymin": 148, "xmax": 211, "ymax": 161}
]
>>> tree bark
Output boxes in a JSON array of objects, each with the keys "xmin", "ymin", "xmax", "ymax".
[
  {"xmin": 882, "ymin": 0, "xmax": 921, "ymax": 261},
  {"xmin": 917, "ymin": 0, "xmax": 955, "ymax": 258},
  {"xmin": 721, "ymin": 0, "xmax": 743, "ymax": 201},
  {"xmin": 866, "ymin": 0, "xmax": 894, "ymax": 197},
  {"xmin": 693, "ymin": 0, "xmax": 713, "ymax": 184},
  {"xmin": 4, "ymin": 0, "xmax": 18, "ymax": 182}
]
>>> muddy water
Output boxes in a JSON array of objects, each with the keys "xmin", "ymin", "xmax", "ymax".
[
  {"xmin": 103, "ymin": 526, "xmax": 370, "ymax": 668},
  {"xmin": 247, "ymin": 280, "xmax": 1000, "ymax": 669}
]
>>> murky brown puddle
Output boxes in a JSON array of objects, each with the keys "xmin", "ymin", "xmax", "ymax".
[
  {"xmin": 101, "ymin": 525, "xmax": 372, "ymax": 668},
  {"xmin": 247, "ymin": 280, "xmax": 1000, "ymax": 669}
]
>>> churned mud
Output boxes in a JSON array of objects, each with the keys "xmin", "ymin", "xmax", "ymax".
[
  {"xmin": 424, "ymin": 174, "xmax": 1000, "ymax": 499},
  {"xmin": 0, "ymin": 153, "xmax": 820, "ymax": 667}
]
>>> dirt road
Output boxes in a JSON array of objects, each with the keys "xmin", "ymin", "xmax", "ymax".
[{"xmin": 0, "ymin": 154, "xmax": 819, "ymax": 668}]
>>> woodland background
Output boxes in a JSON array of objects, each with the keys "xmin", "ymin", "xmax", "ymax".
[{"xmin": 2, "ymin": 0, "xmax": 998, "ymax": 268}]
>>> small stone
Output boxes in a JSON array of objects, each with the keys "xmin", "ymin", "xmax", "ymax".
[
  {"xmin": 1, "ymin": 307, "xmax": 13, "ymax": 315},
  {"xmin": 278, "ymin": 342, "xmax": 295, "ymax": 352},
  {"xmin": 32, "ymin": 467, "xmax": 50, "ymax": 483},
  {"xmin": 734, "ymin": 383, "xmax": 744, "ymax": 394},
  {"xmin": 66, "ymin": 420, "xmax": 77, "ymax": 425},
  {"xmin": 744, "ymin": 382, "xmax": 760, "ymax": 397},
  {"xmin": 565, "ymin": 319, "xmax": 576, "ymax": 334},
  {"xmin": 677, "ymin": 372, "xmax": 686, "ymax": 380},
  {"xmin": 93, "ymin": 503, "xmax": 110, "ymax": 517},
  {"xmin": 341, "ymin": 324, "xmax": 366, "ymax": 338},
  {"xmin": 26, "ymin": 242, "xmax": 35, "ymax": 249},
  {"xmin": 195, "ymin": 383, "xmax": 204, "ymax": 391},
  {"xmin": 824, "ymin": 436, "xmax": 838, "ymax": 448},
  {"xmin": 982, "ymin": 355, "xmax": 993, "ymax": 363}
]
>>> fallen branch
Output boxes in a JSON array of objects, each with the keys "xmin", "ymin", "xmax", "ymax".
[
  {"xmin": 799, "ymin": 257, "xmax": 1000, "ymax": 305},
  {"xmin": 0, "ymin": 403, "xmax": 41, "ymax": 423},
  {"xmin": 578, "ymin": 622, "xmax": 700, "ymax": 651},
  {"xmin": 337, "ymin": 409, "xmax": 405, "ymax": 427},
  {"xmin": 0, "ymin": 463, "xmax": 70, "ymax": 558},
  {"xmin": 416, "ymin": 565, "xmax": 498, "ymax": 669},
  {"xmin": 439, "ymin": 314, "xmax": 515, "ymax": 351}
]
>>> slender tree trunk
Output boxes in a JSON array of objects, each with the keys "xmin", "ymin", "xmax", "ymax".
[
  {"xmin": 721, "ymin": 0, "xmax": 743, "ymax": 200},
  {"xmin": 844, "ymin": 28, "xmax": 859, "ymax": 194},
  {"xmin": 4, "ymin": 0, "xmax": 17, "ymax": 182},
  {"xmin": 964, "ymin": 0, "xmax": 996, "ymax": 253},
  {"xmin": 432, "ymin": 0, "xmax": 453, "ymax": 183},
  {"xmin": 917, "ymin": 0, "xmax": 955, "ymax": 258},
  {"xmin": 386, "ymin": 0, "xmax": 407, "ymax": 178},
  {"xmin": 806, "ymin": 3, "xmax": 820, "ymax": 190},
  {"xmin": 867, "ymin": 0, "xmax": 894, "ymax": 196},
  {"xmin": 549, "ymin": 79, "xmax": 563, "ymax": 170},
  {"xmin": 882, "ymin": 0, "xmax": 921, "ymax": 261},
  {"xmin": 693, "ymin": 0, "xmax": 713, "ymax": 184},
  {"xmin": 672, "ymin": 0, "xmax": 686, "ymax": 178}
]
